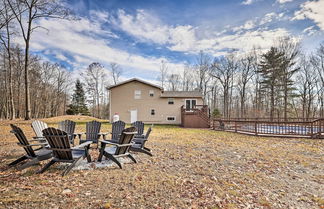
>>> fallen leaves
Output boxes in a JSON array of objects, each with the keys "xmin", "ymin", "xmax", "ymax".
[{"xmin": 0, "ymin": 117, "xmax": 323, "ymax": 208}]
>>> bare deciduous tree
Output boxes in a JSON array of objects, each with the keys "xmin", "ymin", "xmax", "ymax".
[
  {"xmin": 8, "ymin": 0, "xmax": 70, "ymax": 120},
  {"xmin": 109, "ymin": 62, "xmax": 122, "ymax": 85}
]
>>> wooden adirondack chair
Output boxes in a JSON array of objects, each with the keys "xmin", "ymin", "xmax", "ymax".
[
  {"xmin": 98, "ymin": 127, "xmax": 137, "ymax": 169},
  {"xmin": 37, "ymin": 127, "xmax": 92, "ymax": 176},
  {"xmin": 58, "ymin": 120, "xmax": 76, "ymax": 145},
  {"xmin": 130, "ymin": 127, "xmax": 153, "ymax": 156},
  {"xmin": 79, "ymin": 120, "xmax": 102, "ymax": 145},
  {"xmin": 131, "ymin": 121, "xmax": 145, "ymax": 138},
  {"xmin": 8, "ymin": 124, "xmax": 52, "ymax": 170},
  {"xmin": 110, "ymin": 120, "xmax": 125, "ymax": 142},
  {"xmin": 31, "ymin": 120, "xmax": 48, "ymax": 142}
]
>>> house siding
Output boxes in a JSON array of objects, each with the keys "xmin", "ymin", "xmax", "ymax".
[{"xmin": 109, "ymin": 80, "xmax": 203, "ymax": 124}]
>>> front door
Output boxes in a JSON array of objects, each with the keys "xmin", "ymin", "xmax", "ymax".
[{"xmin": 130, "ymin": 110, "xmax": 137, "ymax": 123}]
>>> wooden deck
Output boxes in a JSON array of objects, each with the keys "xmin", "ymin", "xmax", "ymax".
[{"xmin": 181, "ymin": 105, "xmax": 210, "ymax": 128}]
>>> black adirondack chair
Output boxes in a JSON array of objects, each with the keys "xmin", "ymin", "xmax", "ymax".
[
  {"xmin": 58, "ymin": 120, "xmax": 76, "ymax": 145},
  {"xmin": 79, "ymin": 120, "xmax": 102, "ymax": 145},
  {"xmin": 8, "ymin": 124, "xmax": 52, "ymax": 170},
  {"xmin": 110, "ymin": 120, "xmax": 125, "ymax": 142},
  {"xmin": 131, "ymin": 121, "xmax": 145, "ymax": 138},
  {"xmin": 31, "ymin": 120, "xmax": 48, "ymax": 142},
  {"xmin": 130, "ymin": 127, "xmax": 153, "ymax": 156},
  {"xmin": 37, "ymin": 127, "xmax": 92, "ymax": 176},
  {"xmin": 98, "ymin": 127, "xmax": 137, "ymax": 169}
]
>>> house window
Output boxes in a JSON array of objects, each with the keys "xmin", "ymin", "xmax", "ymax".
[
  {"xmin": 149, "ymin": 90, "xmax": 154, "ymax": 97},
  {"xmin": 151, "ymin": 109, "xmax": 155, "ymax": 115},
  {"xmin": 168, "ymin": 98, "xmax": 174, "ymax": 105},
  {"xmin": 185, "ymin": 99, "xmax": 196, "ymax": 110},
  {"xmin": 134, "ymin": 90, "xmax": 141, "ymax": 99},
  {"xmin": 167, "ymin": 116, "xmax": 176, "ymax": 121}
]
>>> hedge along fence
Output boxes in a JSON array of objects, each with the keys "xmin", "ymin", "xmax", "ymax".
[{"xmin": 212, "ymin": 118, "xmax": 324, "ymax": 139}]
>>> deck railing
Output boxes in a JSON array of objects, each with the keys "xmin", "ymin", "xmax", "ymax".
[
  {"xmin": 213, "ymin": 118, "xmax": 324, "ymax": 138},
  {"xmin": 181, "ymin": 105, "xmax": 210, "ymax": 127}
]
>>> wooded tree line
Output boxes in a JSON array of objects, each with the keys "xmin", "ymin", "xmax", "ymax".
[
  {"xmin": 0, "ymin": 0, "xmax": 123, "ymax": 120},
  {"xmin": 159, "ymin": 37, "xmax": 324, "ymax": 121},
  {"xmin": 1, "ymin": 1, "xmax": 323, "ymax": 121}
]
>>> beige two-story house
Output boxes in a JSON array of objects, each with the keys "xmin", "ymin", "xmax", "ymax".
[{"xmin": 108, "ymin": 78, "xmax": 204, "ymax": 124}]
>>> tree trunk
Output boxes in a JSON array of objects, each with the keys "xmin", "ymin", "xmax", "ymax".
[
  {"xmin": 24, "ymin": 40, "xmax": 31, "ymax": 120},
  {"xmin": 6, "ymin": 25, "xmax": 15, "ymax": 120},
  {"xmin": 270, "ymin": 86, "xmax": 274, "ymax": 121}
]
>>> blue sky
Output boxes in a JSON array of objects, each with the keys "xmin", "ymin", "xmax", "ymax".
[{"xmin": 27, "ymin": 0, "xmax": 324, "ymax": 83}]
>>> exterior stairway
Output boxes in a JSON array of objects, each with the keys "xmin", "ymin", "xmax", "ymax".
[{"xmin": 181, "ymin": 105, "xmax": 210, "ymax": 128}]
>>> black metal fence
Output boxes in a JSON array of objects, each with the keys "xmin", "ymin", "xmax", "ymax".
[{"xmin": 213, "ymin": 118, "xmax": 324, "ymax": 138}]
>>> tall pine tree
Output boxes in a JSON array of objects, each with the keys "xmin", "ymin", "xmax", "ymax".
[
  {"xmin": 66, "ymin": 79, "xmax": 89, "ymax": 115},
  {"xmin": 258, "ymin": 47, "xmax": 285, "ymax": 120}
]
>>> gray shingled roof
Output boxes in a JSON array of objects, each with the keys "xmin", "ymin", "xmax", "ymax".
[
  {"xmin": 107, "ymin": 78, "xmax": 162, "ymax": 90},
  {"xmin": 161, "ymin": 91, "xmax": 203, "ymax": 98}
]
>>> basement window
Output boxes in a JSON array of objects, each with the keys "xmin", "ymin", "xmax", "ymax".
[{"xmin": 167, "ymin": 116, "xmax": 176, "ymax": 121}]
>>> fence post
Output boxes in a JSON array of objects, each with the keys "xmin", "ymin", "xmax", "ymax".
[
  {"xmin": 255, "ymin": 121, "xmax": 258, "ymax": 136},
  {"xmin": 311, "ymin": 122, "xmax": 314, "ymax": 139}
]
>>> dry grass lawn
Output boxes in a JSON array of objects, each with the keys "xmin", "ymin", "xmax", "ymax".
[{"xmin": 0, "ymin": 116, "xmax": 323, "ymax": 208}]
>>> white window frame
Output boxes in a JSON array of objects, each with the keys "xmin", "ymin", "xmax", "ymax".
[
  {"xmin": 134, "ymin": 90, "xmax": 141, "ymax": 99},
  {"xmin": 150, "ymin": 108, "xmax": 155, "ymax": 116},
  {"xmin": 149, "ymin": 90, "xmax": 154, "ymax": 97},
  {"xmin": 166, "ymin": 116, "xmax": 176, "ymax": 121},
  {"xmin": 185, "ymin": 99, "xmax": 197, "ymax": 111},
  {"xmin": 168, "ymin": 98, "xmax": 174, "ymax": 105}
]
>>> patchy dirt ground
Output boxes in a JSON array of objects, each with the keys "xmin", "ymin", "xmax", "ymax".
[{"xmin": 0, "ymin": 117, "xmax": 323, "ymax": 208}]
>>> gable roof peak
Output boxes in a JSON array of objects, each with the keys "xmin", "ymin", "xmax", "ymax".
[{"xmin": 107, "ymin": 78, "xmax": 163, "ymax": 90}]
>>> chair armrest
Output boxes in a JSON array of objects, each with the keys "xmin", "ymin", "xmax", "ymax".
[
  {"xmin": 100, "ymin": 140, "xmax": 133, "ymax": 147},
  {"xmin": 98, "ymin": 132, "xmax": 109, "ymax": 136},
  {"xmin": 73, "ymin": 141, "xmax": 92, "ymax": 149},
  {"xmin": 133, "ymin": 138, "xmax": 147, "ymax": 143},
  {"xmin": 100, "ymin": 140, "xmax": 119, "ymax": 146},
  {"xmin": 30, "ymin": 138, "xmax": 47, "ymax": 142},
  {"xmin": 115, "ymin": 143, "xmax": 133, "ymax": 147},
  {"xmin": 75, "ymin": 132, "xmax": 84, "ymax": 136},
  {"xmin": 32, "ymin": 136, "xmax": 45, "ymax": 139},
  {"xmin": 17, "ymin": 143, "xmax": 48, "ymax": 147}
]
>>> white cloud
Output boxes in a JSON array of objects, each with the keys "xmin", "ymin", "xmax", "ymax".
[
  {"xmin": 241, "ymin": 0, "xmax": 255, "ymax": 5},
  {"xmin": 260, "ymin": 12, "xmax": 277, "ymax": 25},
  {"xmin": 302, "ymin": 25, "xmax": 318, "ymax": 36},
  {"xmin": 12, "ymin": 7, "xmax": 297, "ymax": 82},
  {"xmin": 233, "ymin": 20, "xmax": 256, "ymax": 32},
  {"xmin": 292, "ymin": 0, "xmax": 324, "ymax": 30},
  {"xmin": 111, "ymin": 9, "xmax": 197, "ymax": 51},
  {"xmin": 199, "ymin": 28, "xmax": 291, "ymax": 56},
  {"xmin": 277, "ymin": 0, "xmax": 293, "ymax": 3},
  {"xmin": 168, "ymin": 25, "xmax": 196, "ymax": 51},
  {"xmin": 111, "ymin": 9, "xmax": 292, "ymax": 56},
  {"xmin": 15, "ymin": 14, "xmax": 186, "ymax": 80},
  {"xmin": 111, "ymin": 9, "xmax": 170, "ymax": 44}
]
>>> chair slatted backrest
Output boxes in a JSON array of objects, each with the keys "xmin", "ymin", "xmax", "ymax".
[
  {"xmin": 58, "ymin": 120, "xmax": 76, "ymax": 135},
  {"xmin": 58, "ymin": 120, "xmax": 76, "ymax": 143},
  {"xmin": 86, "ymin": 121, "xmax": 101, "ymax": 143},
  {"xmin": 111, "ymin": 121, "xmax": 125, "ymax": 140},
  {"xmin": 42, "ymin": 128, "xmax": 72, "ymax": 160},
  {"xmin": 31, "ymin": 120, "xmax": 48, "ymax": 139},
  {"xmin": 132, "ymin": 121, "xmax": 144, "ymax": 136},
  {"xmin": 115, "ymin": 127, "xmax": 136, "ymax": 155},
  {"xmin": 10, "ymin": 124, "xmax": 36, "ymax": 157}
]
